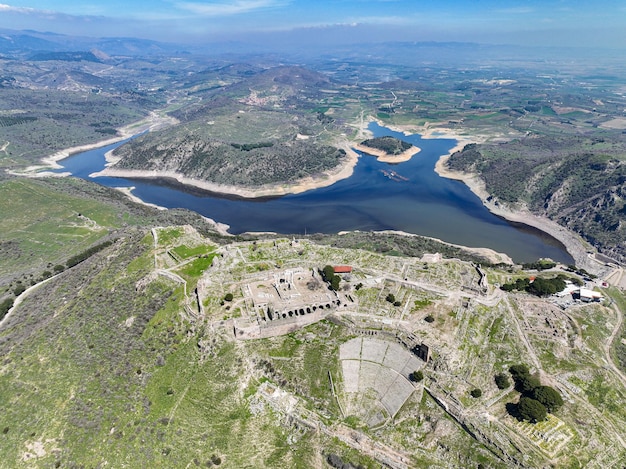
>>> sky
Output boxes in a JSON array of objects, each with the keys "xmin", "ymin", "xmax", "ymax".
[{"xmin": 0, "ymin": 0, "xmax": 625, "ymax": 48}]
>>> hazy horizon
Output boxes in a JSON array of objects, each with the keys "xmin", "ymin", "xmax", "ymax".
[{"xmin": 1, "ymin": 0, "xmax": 625, "ymax": 50}]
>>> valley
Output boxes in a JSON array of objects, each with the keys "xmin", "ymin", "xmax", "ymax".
[{"xmin": 1, "ymin": 30, "xmax": 626, "ymax": 468}]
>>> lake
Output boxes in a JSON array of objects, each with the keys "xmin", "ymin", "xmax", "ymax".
[{"xmin": 53, "ymin": 122, "xmax": 573, "ymax": 264}]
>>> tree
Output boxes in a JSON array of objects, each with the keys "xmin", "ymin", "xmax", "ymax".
[
  {"xmin": 531, "ymin": 385, "xmax": 563, "ymax": 412},
  {"xmin": 509, "ymin": 363, "xmax": 540, "ymax": 394},
  {"xmin": 494, "ymin": 373, "xmax": 511, "ymax": 390},
  {"xmin": 517, "ymin": 397, "xmax": 547, "ymax": 423},
  {"xmin": 330, "ymin": 275, "xmax": 341, "ymax": 291},
  {"xmin": 516, "ymin": 374, "xmax": 541, "ymax": 394},
  {"xmin": 385, "ymin": 293, "xmax": 396, "ymax": 303},
  {"xmin": 509, "ymin": 364, "xmax": 530, "ymax": 379},
  {"xmin": 322, "ymin": 265, "xmax": 335, "ymax": 282},
  {"xmin": 527, "ymin": 277, "xmax": 565, "ymax": 296},
  {"xmin": 224, "ymin": 293, "xmax": 234, "ymax": 302},
  {"xmin": 470, "ymin": 388, "xmax": 482, "ymax": 398},
  {"xmin": 411, "ymin": 370, "xmax": 424, "ymax": 382},
  {"xmin": 424, "ymin": 314, "xmax": 435, "ymax": 323}
]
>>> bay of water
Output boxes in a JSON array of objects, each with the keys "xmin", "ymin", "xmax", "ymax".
[{"xmin": 54, "ymin": 122, "xmax": 573, "ymax": 264}]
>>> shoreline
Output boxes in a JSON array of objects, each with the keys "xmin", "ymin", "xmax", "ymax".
[
  {"xmin": 369, "ymin": 118, "xmax": 602, "ymax": 272},
  {"xmin": 434, "ymin": 153, "xmax": 600, "ymax": 272},
  {"xmin": 353, "ymin": 143, "xmax": 421, "ymax": 163},
  {"xmin": 113, "ymin": 186, "xmax": 232, "ymax": 236},
  {"xmin": 8, "ymin": 111, "xmax": 178, "ymax": 177},
  {"xmin": 92, "ymin": 140, "xmax": 361, "ymax": 199},
  {"xmin": 11, "ymin": 111, "xmax": 601, "ymax": 270},
  {"xmin": 364, "ymin": 229, "xmax": 514, "ymax": 265}
]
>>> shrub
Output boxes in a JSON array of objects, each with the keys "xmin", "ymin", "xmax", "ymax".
[
  {"xmin": 66, "ymin": 240, "xmax": 114, "ymax": 268},
  {"xmin": 470, "ymin": 388, "xmax": 482, "ymax": 398},
  {"xmin": 224, "ymin": 293, "xmax": 233, "ymax": 302},
  {"xmin": 424, "ymin": 314, "xmax": 435, "ymax": 323},
  {"xmin": 0, "ymin": 298, "xmax": 14, "ymax": 319}
]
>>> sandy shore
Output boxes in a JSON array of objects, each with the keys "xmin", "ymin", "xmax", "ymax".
[
  {"xmin": 353, "ymin": 143, "xmax": 421, "ymax": 163},
  {"xmin": 434, "ymin": 153, "xmax": 602, "ymax": 272},
  {"xmin": 366, "ymin": 118, "xmax": 606, "ymax": 272},
  {"xmin": 114, "ymin": 186, "xmax": 231, "ymax": 236},
  {"xmin": 8, "ymin": 111, "xmax": 177, "ymax": 177},
  {"xmin": 92, "ymin": 140, "xmax": 361, "ymax": 199},
  {"xmin": 370, "ymin": 230, "xmax": 514, "ymax": 265},
  {"xmin": 11, "ymin": 110, "xmax": 603, "ymax": 271}
]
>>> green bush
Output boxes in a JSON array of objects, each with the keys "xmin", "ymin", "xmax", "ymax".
[{"xmin": 0, "ymin": 298, "xmax": 14, "ymax": 319}]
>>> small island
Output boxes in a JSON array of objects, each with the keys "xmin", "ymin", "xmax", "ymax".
[{"xmin": 355, "ymin": 136, "xmax": 421, "ymax": 163}]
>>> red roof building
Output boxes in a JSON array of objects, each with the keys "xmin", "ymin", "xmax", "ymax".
[{"xmin": 333, "ymin": 266, "xmax": 353, "ymax": 274}]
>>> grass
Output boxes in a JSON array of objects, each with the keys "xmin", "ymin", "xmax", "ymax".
[
  {"xmin": 0, "ymin": 178, "xmax": 121, "ymax": 283},
  {"xmin": 170, "ymin": 243, "xmax": 215, "ymax": 259},
  {"xmin": 176, "ymin": 255, "xmax": 216, "ymax": 280}
]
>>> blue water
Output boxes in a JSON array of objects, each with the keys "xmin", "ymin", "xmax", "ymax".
[{"xmin": 54, "ymin": 122, "xmax": 573, "ymax": 264}]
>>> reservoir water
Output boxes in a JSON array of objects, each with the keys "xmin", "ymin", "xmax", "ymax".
[{"xmin": 54, "ymin": 122, "xmax": 573, "ymax": 264}]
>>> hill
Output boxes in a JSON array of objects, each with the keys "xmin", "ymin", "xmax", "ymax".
[
  {"xmin": 447, "ymin": 136, "xmax": 626, "ymax": 263},
  {"xmin": 360, "ymin": 136, "xmax": 412, "ymax": 155},
  {"xmin": 105, "ymin": 66, "xmax": 350, "ymax": 190},
  {"xmin": 2, "ymin": 183, "xmax": 626, "ymax": 467}
]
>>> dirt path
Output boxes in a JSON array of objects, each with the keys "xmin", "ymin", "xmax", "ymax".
[
  {"xmin": 605, "ymin": 297, "xmax": 626, "ymax": 389},
  {"xmin": 504, "ymin": 296, "xmax": 541, "ymax": 370},
  {"xmin": 0, "ymin": 274, "xmax": 59, "ymax": 330}
]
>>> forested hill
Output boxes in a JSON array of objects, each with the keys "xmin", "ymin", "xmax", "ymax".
[{"xmin": 447, "ymin": 135, "xmax": 626, "ymax": 263}]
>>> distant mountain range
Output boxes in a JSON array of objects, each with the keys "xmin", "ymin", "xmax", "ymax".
[
  {"xmin": 2, "ymin": 28, "xmax": 621, "ymax": 65},
  {"xmin": 0, "ymin": 28, "xmax": 190, "ymax": 58}
]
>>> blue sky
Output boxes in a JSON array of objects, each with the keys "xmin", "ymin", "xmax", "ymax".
[{"xmin": 0, "ymin": 1, "xmax": 625, "ymax": 48}]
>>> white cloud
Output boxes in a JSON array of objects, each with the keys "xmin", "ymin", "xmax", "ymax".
[
  {"xmin": 496, "ymin": 7, "xmax": 534, "ymax": 14},
  {"xmin": 347, "ymin": 15, "xmax": 411, "ymax": 25},
  {"xmin": 0, "ymin": 3, "xmax": 43, "ymax": 14},
  {"xmin": 174, "ymin": 0, "xmax": 288, "ymax": 16}
]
